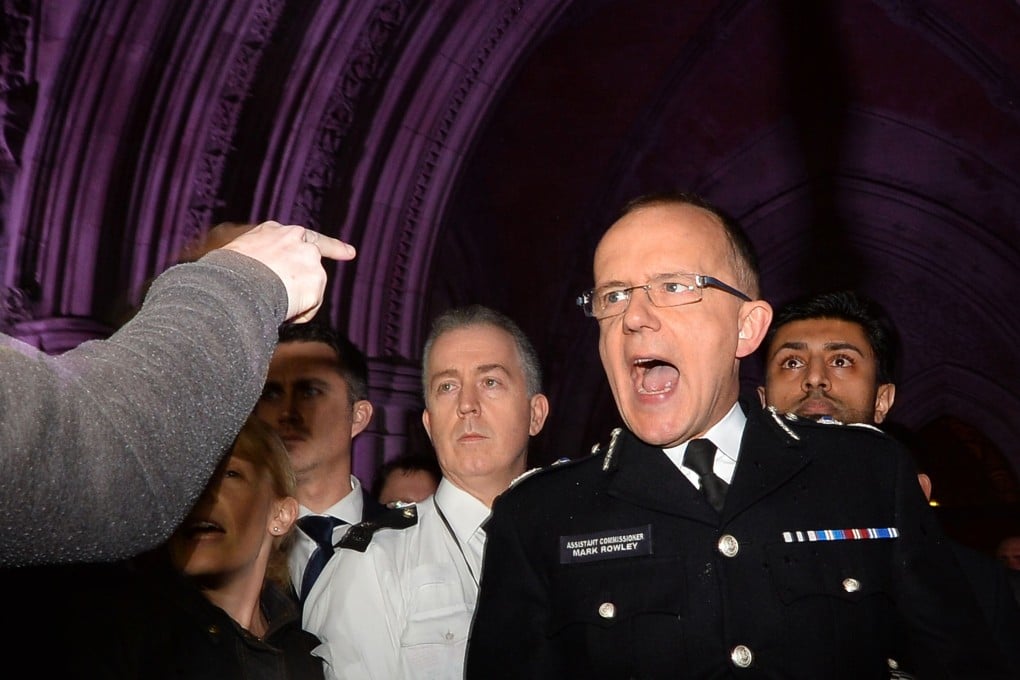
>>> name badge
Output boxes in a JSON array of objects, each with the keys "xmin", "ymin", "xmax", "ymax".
[{"xmin": 559, "ymin": 525, "xmax": 653, "ymax": 564}]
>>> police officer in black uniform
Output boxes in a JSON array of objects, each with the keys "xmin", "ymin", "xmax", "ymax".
[{"xmin": 465, "ymin": 193, "xmax": 1013, "ymax": 679}]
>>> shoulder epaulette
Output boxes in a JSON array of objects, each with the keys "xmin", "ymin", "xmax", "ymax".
[
  {"xmin": 766, "ymin": 406, "xmax": 802, "ymax": 442},
  {"xmin": 601, "ymin": 427, "xmax": 624, "ymax": 472},
  {"xmin": 506, "ymin": 451, "xmax": 598, "ymax": 490},
  {"xmin": 767, "ymin": 407, "xmax": 887, "ymax": 438},
  {"xmin": 509, "ymin": 466, "xmax": 545, "ymax": 488},
  {"xmin": 847, "ymin": 422, "xmax": 884, "ymax": 433},
  {"xmin": 336, "ymin": 504, "xmax": 417, "ymax": 553}
]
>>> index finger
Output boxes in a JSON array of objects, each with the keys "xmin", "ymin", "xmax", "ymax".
[{"xmin": 314, "ymin": 234, "xmax": 357, "ymax": 261}]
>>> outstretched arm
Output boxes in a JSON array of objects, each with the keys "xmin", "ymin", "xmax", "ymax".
[{"xmin": 0, "ymin": 222, "xmax": 355, "ymax": 567}]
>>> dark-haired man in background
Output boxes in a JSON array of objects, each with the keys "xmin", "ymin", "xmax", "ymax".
[
  {"xmin": 758, "ymin": 289, "xmax": 1020, "ymax": 674},
  {"xmin": 756, "ymin": 289, "xmax": 896, "ymax": 426},
  {"xmin": 254, "ymin": 321, "xmax": 384, "ymax": 604},
  {"xmin": 373, "ymin": 452, "xmax": 442, "ymax": 506}
]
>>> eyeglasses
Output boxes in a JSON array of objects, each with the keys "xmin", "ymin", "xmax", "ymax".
[{"xmin": 576, "ymin": 272, "xmax": 751, "ymax": 319}]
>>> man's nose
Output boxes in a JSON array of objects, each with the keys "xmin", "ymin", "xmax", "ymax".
[
  {"xmin": 458, "ymin": 387, "xmax": 480, "ymax": 417},
  {"xmin": 278, "ymin": 392, "xmax": 302, "ymax": 422},
  {"xmin": 802, "ymin": 362, "xmax": 830, "ymax": 391},
  {"xmin": 621, "ymin": 286, "xmax": 661, "ymax": 333}
]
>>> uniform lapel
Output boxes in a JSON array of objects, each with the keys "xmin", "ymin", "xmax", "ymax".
[
  {"xmin": 607, "ymin": 429, "xmax": 719, "ymax": 524},
  {"xmin": 721, "ymin": 407, "xmax": 811, "ymax": 520},
  {"xmin": 605, "ymin": 408, "xmax": 811, "ymax": 524}
]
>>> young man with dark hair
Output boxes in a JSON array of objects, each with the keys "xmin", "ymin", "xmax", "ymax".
[
  {"xmin": 254, "ymin": 321, "xmax": 383, "ymax": 604},
  {"xmin": 758, "ymin": 289, "xmax": 1020, "ymax": 674}
]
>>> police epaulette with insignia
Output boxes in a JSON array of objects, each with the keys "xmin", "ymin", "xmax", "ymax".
[
  {"xmin": 509, "ymin": 466, "xmax": 544, "ymax": 488},
  {"xmin": 508, "ymin": 455, "xmax": 586, "ymax": 489},
  {"xmin": 600, "ymin": 427, "xmax": 623, "ymax": 472},
  {"xmin": 847, "ymin": 422, "xmax": 884, "ymax": 433},
  {"xmin": 766, "ymin": 406, "xmax": 801, "ymax": 442},
  {"xmin": 336, "ymin": 504, "xmax": 418, "ymax": 553},
  {"xmin": 766, "ymin": 407, "xmax": 886, "ymax": 439}
]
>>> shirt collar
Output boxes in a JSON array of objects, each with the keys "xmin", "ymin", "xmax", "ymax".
[
  {"xmin": 697, "ymin": 401, "xmax": 746, "ymax": 464},
  {"xmin": 662, "ymin": 400, "xmax": 746, "ymax": 483},
  {"xmin": 298, "ymin": 475, "xmax": 364, "ymax": 526},
  {"xmin": 434, "ymin": 478, "xmax": 490, "ymax": 542}
]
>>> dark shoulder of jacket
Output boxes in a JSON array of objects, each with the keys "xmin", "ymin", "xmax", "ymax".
[
  {"xmin": 336, "ymin": 504, "xmax": 418, "ymax": 553},
  {"xmin": 501, "ymin": 427, "xmax": 624, "ymax": 498},
  {"xmin": 752, "ymin": 404, "xmax": 895, "ymax": 445}
]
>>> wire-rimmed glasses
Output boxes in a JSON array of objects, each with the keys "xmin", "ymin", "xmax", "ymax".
[{"xmin": 576, "ymin": 272, "xmax": 751, "ymax": 319}]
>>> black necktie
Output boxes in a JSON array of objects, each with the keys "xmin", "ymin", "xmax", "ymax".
[
  {"xmin": 297, "ymin": 515, "xmax": 346, "ymax": 603},
  {"xmin": 683, "ymin": 439, "xmax": 728, "ymax": 512}
]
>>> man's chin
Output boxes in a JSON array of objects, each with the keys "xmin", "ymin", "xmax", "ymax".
[{"xmin": 622, "ymin": 413, "xmax": 686, "ymax": 448}]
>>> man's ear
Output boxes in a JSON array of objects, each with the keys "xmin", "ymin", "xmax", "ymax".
[
  {"xmin": 736, "ymin": 300, "xmax": 773, "ymax": 358},
  {"xmin": 873, "ymin": 383, "xmax": 896, "ymax": 424},
  {"xmin": 756, "ymin": 385, "xmax": 768, "ymax": 408},
  {"xmin": 421, "ymin": 409, "xmax": 433, "ymax": 443},
  {"xmin": 916, "ymin": 473, "xmax": 933, "ymax": 502},
  {"xmin": 528, "ymin": 393, "xmax": 550, "ymax": 436},
  {"xmin": 351, "ymin": 399, "xmax": 374, "ymax": 437}
]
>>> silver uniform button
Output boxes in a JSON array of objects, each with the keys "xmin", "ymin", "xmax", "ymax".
[
  {"xmin": 843, "ymin": 577, "xmax": 861, "ymax": 593},
  {"xmin": 598, "ymin": 602, "xmax": 616, "ymax": 619},
  {"xmin": 717, "ymin": 534, "xmax": 739, "ymax": 557},
  {"xmin": 730, "ymin": 644, "xmax": 753, "ymax": 668}
]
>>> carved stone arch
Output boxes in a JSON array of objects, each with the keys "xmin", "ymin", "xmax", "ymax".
[
  {"xmin": 894, "ymin": 364, "xmax": 1020, "ymax": 492},
  {"xmin": 14, "ymin": 0, "xmax": 152, "ymax": 334},
  {"xmin": 11, "ymin": 1, "xmax": 286, "ymax": 346},
  {"xmin": 203, "ymin": 0, "xmax": 580, "ymax": 477},
  {"xmin": 305, "ymin": 0, "xmax": 574, "ymax": 360}
]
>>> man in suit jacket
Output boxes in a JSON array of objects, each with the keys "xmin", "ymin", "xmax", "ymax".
[{"xmin": 465, "ymin": 193, "xmax": 1013, "ymax": 678}]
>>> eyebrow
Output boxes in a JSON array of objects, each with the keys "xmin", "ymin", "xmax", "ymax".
[
  {"xmin": 429, "ymin": 363, "xmax": 511, "ymax": 384},
  {"xmin": 266, "ymin": 376, "xmax": 332, "ymax": 388},
  {"xmin": 772, "ymin": 340, "xmax": 866, "ymax": 359},
  {"xmin": 596, "ymin": 272, "xmax": 690, "ymax": 288}
]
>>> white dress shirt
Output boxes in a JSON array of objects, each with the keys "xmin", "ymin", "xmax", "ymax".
[
  {"xmin": 303, "ymin": 479, "xmax": 489, "ymax": 680},
  {"xmin": 288, "ymin": 475, "xmax": 366, "ymax": 597},
  {"xmin": 663, "ymin": 401, "xmax": 746, "ymax": 487}
]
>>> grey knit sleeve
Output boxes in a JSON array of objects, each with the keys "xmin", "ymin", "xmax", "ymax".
[{"xmin": 0, "ymin": 249, "xmax": 288, "ymax": 567}]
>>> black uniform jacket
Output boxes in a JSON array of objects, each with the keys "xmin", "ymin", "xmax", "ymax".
[{"xmin": 465, "ymin": 406, "xmax": 1015, "ymax": 679}]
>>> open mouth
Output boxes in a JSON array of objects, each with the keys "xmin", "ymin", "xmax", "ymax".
[{"xmin": 633, "ymin": 358, "xmax": 679, "ymax": 395}]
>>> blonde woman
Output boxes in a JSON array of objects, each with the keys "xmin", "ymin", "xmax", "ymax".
[{"xmin": 73, "ymin": 416, "xmax": 325, "ymax": 678}]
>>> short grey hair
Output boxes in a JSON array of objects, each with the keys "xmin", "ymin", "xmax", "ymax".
[{"xmin": 421, "ymin": 305, "xmax": 543, "ymax": 400}]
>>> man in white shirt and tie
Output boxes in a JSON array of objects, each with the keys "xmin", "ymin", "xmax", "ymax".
[
  {"xmin": 303, "ymin": 305, "xmax": 549, "ymax": 680},
  {"xmin": 253, "ymin": 321, "xmax": 383, "ymax": 604}
]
